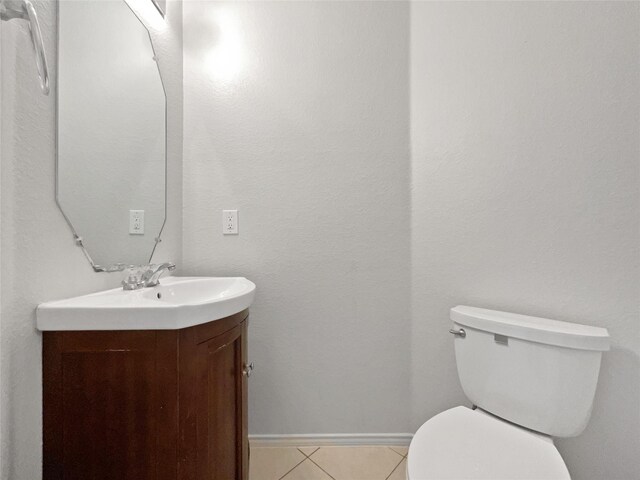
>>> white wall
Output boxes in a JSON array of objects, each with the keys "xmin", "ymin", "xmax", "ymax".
[
  {"xmin": 410, "ymin": 2, "xmax": 640, "ymax": 479},
  {"xmin": 182, "ymin": 6, "xmax": 640, "ymax": 478},
  {"xmin": 0, "ymin": 0, "xmax": 183, "ymax": 477},
  {"xmin": 182, "ymin": 0, "xmax": 412, "ymax": 435},
  {"xmin": 0, "ymin": 13, "xmax": 3, "ymax": 476}
]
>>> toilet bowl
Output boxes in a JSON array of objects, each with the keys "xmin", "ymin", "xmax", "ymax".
[
  {"xmin": 407, "ymin": 407, "xmax": 569, "ymax": 480},
  {"xmin": 407, "ymin": 306, "xmax": 610, "ymax": 480}
]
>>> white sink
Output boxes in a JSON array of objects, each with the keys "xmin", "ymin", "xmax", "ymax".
[{"xmin": 36, "ymin": 277, "xmax": 256, "ymax": 331}]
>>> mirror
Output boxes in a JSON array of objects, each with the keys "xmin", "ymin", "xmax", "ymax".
[
  {"xmin": 56, "ymin": 0, "xmax": 166, "ymax": 272},
  {"xmin": 151, "ymin": 0, "xmax": 166, "ymax": 17}
]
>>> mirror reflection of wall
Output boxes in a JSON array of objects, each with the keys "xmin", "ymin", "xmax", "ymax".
[{"xmin": 57, "ymin": 0, "xmax": 166, "ymax": 270}]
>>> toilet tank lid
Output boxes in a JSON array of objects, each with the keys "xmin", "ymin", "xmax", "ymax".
[{"xmin": 451, "ymin": 306, "xmax": 610, "ymax": 351}]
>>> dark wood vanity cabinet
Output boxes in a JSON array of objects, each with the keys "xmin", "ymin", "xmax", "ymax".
[{"xmin": 43, "ymin": 309, "xmax": 250, "ymax": 480}]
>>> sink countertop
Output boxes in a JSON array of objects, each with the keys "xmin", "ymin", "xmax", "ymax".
[{"xmin": 36, "ymin": 276, "xmax": 256, "ymax": 331}]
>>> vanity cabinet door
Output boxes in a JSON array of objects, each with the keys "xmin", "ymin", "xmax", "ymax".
[
  {"xmin": 43, "ymin": 331, "xmax": 179, "ymax": 480},
  {"xmin": 178, "ymin": 316, "xmax": 249, "ymax": 480},
  {"xmin": 205, "ymin": 322, "xmax": 248, "ymax": 480}
]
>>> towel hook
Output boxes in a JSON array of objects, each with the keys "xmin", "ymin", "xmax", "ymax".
[{"xmin": 1, "ymin": 0, "xmax": 50, "ymax": 95}]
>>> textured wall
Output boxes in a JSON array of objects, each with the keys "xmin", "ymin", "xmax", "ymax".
[
  {"xmin": 0, "ymin": 0, "xmax": 183, "ymax": 477},
  {"xmin": 0, "ymin": 14, "xmax": 3, "ymax": 477},
  {"xmin": 182, "ymin": 0, "xmax": 412, "ymax": 435},
  {"xmin": 410, "ymin": 2, "xmax": 640, "ymax": 479}
]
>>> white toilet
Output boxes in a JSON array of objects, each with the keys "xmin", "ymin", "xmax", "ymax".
[{"xmin": 407, "ymin": 306, "xmax": 610, "ymax": 480}]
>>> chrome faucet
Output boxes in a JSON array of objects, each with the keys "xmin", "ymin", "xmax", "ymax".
[
  {"xmin": 122, "ymin": 263, "xmax": 176, "ymax": 290},
  {"xmin": 141, "ymin": 263, "xmax": 176, "ymax": 287}
]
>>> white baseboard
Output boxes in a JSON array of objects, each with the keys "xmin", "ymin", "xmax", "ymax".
[{"xmin": 249, "ymin": 433, "xmax": 413, "ymax": 447}]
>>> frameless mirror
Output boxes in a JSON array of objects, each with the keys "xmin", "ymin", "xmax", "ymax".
[
  {"xmin": 57, "ymin": 0, "xmax": 166, "ymax": 272},
  {"xmin": 151, "ymin": 0, "xmax": 166, "ymax": 17}
]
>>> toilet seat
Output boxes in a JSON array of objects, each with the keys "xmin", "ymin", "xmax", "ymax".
[{"xmin": 407, "ymin": 406, "xmax": 570, "ymax": 480}]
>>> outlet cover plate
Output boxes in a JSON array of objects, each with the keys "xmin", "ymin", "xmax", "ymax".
[
  {"xmin": 129, "ymin": 210, "xmax": 145, "ymax": 235},
  {"xmin": 223, "ymin": 209, "xmax": 238, "ymax": 235}
]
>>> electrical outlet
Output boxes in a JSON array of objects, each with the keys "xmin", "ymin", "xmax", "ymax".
[
  {"xmin": 223, "ymin": 210, "xmax": 238, "ymax": 235},
  {"xmin": 129, "ymin": 210, "xmax": 145, "ymax": 235}
]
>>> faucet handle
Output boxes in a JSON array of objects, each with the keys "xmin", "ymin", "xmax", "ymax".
[{"xmin": 122, "ymin": 266, "xmax": 145, "ymax": 290}]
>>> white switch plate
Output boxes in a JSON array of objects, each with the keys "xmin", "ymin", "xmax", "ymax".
[
  {"xmin": 129, "ymin": 210, "xmax": 145, "ymax": 235},
  {"xmin": 223, "ymin": 210, "xmax": 238, "ymax": 235}
]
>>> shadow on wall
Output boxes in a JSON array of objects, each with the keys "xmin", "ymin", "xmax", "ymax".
[{"xmin": 557, "ymin": 347, "xmax": 640, "ymax": 480}]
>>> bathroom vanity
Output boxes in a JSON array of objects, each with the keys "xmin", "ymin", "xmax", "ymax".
[
  {"xmin": 43, "ymin": 310, "xmax": 249, "ymax": 480},
  {"xmin": 38, "ymin": 277, "xmax": 256, "ymax": 480}
]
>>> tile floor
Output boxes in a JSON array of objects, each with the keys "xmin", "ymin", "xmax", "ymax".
[{"xmin": 249, "ymin": 445, "xmax": 408, "ymax": 480}]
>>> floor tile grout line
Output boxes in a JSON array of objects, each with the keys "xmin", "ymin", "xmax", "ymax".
[
  {"xmin": 387, "ymin": 446, "xmax": 405, "ymax": 459},
  {"xmin": 257, "ymin": 445, "xmax": 405, "ymax": 480},
  {"xmin": 297, "ymin": 446, "xmax": 320, "ymax": 458},
  {"xmin": 307, "ymin": 454, "xmax": 338, "ymax": 480},
  {"xmin": 278, "ymin": 457, "xmax": 309, "ymax": 480},
  {"xmin": 385, "ymin": 456, "xmax": 406, "ymax": 480}
]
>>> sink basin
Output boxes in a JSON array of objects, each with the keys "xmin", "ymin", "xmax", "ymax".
[{"xmin": 36, "ymin": 277, "xmax": 256, "ymax": 331}]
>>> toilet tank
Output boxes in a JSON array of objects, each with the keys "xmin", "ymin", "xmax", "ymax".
[{"xmin": 450, "ymin": 306, "xmax": 610, "ymax": 438}]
